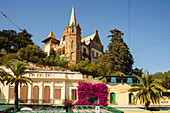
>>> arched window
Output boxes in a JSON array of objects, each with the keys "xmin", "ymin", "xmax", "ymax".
[
  {"xmin": 44, "ymin": 86, "xmax": 50, "ymax": 103},
  {"xmin": 71, "ymin": 52, "xmax": 74, "ymax": 60},
  {"xmin": 21, "ymin": 86, "xmax": 28, "ymax": 103},
  {"xmin": 63, "ymin": 36, "xmax": 65, "ymax": 41},
  {"xmin": 110, "ymin": 92, "xmax": 116, "ymax": 104},
  {"xmin": 66, "ymin": 42, "xmax": 68, "ymax": 49},
  {"xmin": 129, "ymin": 93, "xmax": 135, "ymax": 104},
  {"xmin": 33, "ymin": 86, "xmax": 39, "ymax": 103},
  {"xmin": 92, "ymin": 50, "xmax": 94, "ymax": 58},
  {"xmin": 83, "ymin": 48, "xmax": 86, "ymax": 56},
  {"xmin": 96, "ymin": 52, "xmax": 99, "ymax": 57},
  {"xmin": 71, "ymin": 41, "xmax": 74, "ymax": 48}
]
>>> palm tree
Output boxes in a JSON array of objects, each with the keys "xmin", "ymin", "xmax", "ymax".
[
  {"xmin": 0, "ymin": 60, "xmax": 32, "ymax": 110},
  {"xmin": 128, "ymin": 74, "xmax": 167, "ymax": 110}
]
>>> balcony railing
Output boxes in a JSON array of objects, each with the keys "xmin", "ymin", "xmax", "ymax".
[{"xmin": 18, "ymin": 99, "xmax": 52, "ymax": 104}]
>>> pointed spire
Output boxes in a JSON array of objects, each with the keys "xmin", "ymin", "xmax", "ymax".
[
  {"xmin": 69, "ymin": 5, "xmax": 77, "ymax": 26},
  {"xmin": 47, "ymin": 29, "xmax": 57, "ymax": 39}
]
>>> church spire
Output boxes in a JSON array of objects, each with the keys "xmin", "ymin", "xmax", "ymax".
[
  {"xmin": 47, "ymin": 29, "xmax": 57, "ymax": 39},
  {"xmin": 69, "ymin": 5, "xmax": 77, "ymax": 26}
]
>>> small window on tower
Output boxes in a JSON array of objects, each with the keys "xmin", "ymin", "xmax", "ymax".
[
  {"xmin": 71, "ymin": 41, "xmax": 74, "ymax": 48},
  {"xmin": 71, "ymin": 52, "xmax": 74, "ymax": 60},
  {"xmin": 63, "ymin": 36, "xmax": 65, "ymax": 41},
  {"xmin": 72, "ymin": 29, "xmax": 74, "ymax": 33},
  {"xmin": 66, "ymin": 42, "xmax": 68, "ymax": 49},
  {"xmin": 77, "ymin": 42, "xmax": 79, "ymax": 50}
]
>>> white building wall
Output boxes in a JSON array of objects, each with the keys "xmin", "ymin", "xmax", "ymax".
[{"xmin": 0, "ymin": 67, "xmax": 84, "ymax": 105}]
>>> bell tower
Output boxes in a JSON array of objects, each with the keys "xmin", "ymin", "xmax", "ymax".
[{"xmin": 61, "ymin": 6, "xmax": 81, "ymax": 64}]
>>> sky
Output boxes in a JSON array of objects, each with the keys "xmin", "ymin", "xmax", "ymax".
[{"xmin": 0, "ymin": 0, "xmax": 170, "ymax": 74}]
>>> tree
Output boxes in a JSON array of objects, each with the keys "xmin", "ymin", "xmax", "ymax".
[
  {"xmin": 0, "ymin": 54, "xmax": 19, "ymax": 66},
  {"xmin": 94, "ymin": 54, "xmax": 113, "ymax": 76},
  {"xmin": 49, "ymin": 48, "xmax": 56, "ymax": 56},
  {"xmin": 69, "ymin": 59, "xmax": 99, "ymax": 77},
  {"xmin": 128, "ymin": 74, "xmax": 167, "ymax": 110},
  {"xmin": 107, "ymin": 28, "xmax": 134, "ymax": 74},
  {"xmin": 130, "ymin": 68, "xmax": 143, "ymax": 77},
  {"xmin": 0, "ymin": 60, "xmax": 32, "ymax": 110},
  {"xmin": 152, "ymin": 71, "xmax": 170, "ymax": 89},
  {"xmin": 17, "ymin": 45, "xmax": 46, "ymax": 63},
  {"xmin": 0, "ymin": 29, "xmax": 33, "ymax": 53}
]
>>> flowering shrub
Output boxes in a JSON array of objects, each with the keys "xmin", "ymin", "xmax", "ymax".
[
  {"xmin": 64, "ymin": 101, "xmax": 72, "ymax": 107},
  {"xmin": 74, "ymin": 82, "xmax": 108, "ymax": 106}
]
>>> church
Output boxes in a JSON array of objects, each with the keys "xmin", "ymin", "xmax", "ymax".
[{"xmin": 42, "ymin": 6, "xmax": 104, "ymax": 64}]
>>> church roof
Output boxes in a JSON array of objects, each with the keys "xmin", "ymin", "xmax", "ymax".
[
  {"xmin": 47, "ymin": 30, "xmax": 57, "ymax": 39},
  {"xmin": 69, "ymin": 6, "xmax": 77, "ymax": 26},
  {"xmin": 81, "ymin": 33, "xmax": 96, "ymax": 43},
  {"xmin": 42, "ymin": 30, "xmax": 59, "ymax": 43}
]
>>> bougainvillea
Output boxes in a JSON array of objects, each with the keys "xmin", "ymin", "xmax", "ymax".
[
  {"xmin": 64, "ymin": 101, "xmax": 72, "ymax": 107},
  {"xmin": 74, "ymin": 82, "xmax": 108, "ymax": 106}
]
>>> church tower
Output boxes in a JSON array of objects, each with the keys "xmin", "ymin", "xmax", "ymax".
[{"xmin": 60, "ymin": 6, "xmax": 81, "ymax": 64}]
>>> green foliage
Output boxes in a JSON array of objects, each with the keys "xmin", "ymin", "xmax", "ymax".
[
  {"xmin": 152, "ymin": 71, "xmax": 170, "ymax": 89},
  {"xmin": 128, "ymin": 74, "xmax": 167, "ymax": 110},
  {"xmin": 130, "ymin": 68, "xmax": 143, "ymax": 77},
  {"xmin": 17, "ymin": 45, "xmax": 46, "ymax": 63},
  {"xmin": 42, "ymin": 54, "xmax": 69, "ymax": 68},
  {"xmin": 49, "ymin": 48, "xmax": 56, "ymax": 56},
  {"xmin": 0, "ymin": 29, "xmax": 33, "ymax": 53},
  {"xmin": 0, "ymin": 60, "xmax": 32, "ymax": 110},
  {"xmin": 107, "ymin": 28, "xmax": 134, "ymax": 74},
  {"xmin": 69, "ymin": 59, "xmax": 98, "ymax": 77},
  {"xmin": 0, "ymin": 54, "xmax": 19, "ymax": 66}
]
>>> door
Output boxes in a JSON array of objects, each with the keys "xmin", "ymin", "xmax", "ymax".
[
  {"xmin": 90, "ymin": 97, "xmax": 98, "ymax": 103},
  {"xmin": 110, "ymin": 92, "xmax": 116, "ymax": 104}
]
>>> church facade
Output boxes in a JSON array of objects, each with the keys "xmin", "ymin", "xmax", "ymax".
[{"xmin": 42, "ymin": 6, "xmax": 103, "ymax": 64}]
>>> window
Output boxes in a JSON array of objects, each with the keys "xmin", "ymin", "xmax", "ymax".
[
  {"xmin": 116, "ymin": 77, "xmax": 121, "ymax": 83},
  {"xmin": 77, "ymin": 42, "xmax": 79, "ymax": 49},
  {"xmin": 92, "ymin": 50, "xmax": 94, "ymax": 58},
  {"xmin": 127, "ymin": 78, "xmax": 132, "ymax": 83},
  {"xmin": 71, "ymin": 52, "xmax": 74, "ymax": 60},
  {"xmin": 21, "ymin": 86, "xmax": 28, "ymax": 103},
  {"xmin": 96, "ymin": 52, "xmax": 98, "ymax": 57},
  {"xmin": 55, "ymin": 88, "xmax": 61, "ymax": 99},
  {"xmin": 123, "ymin": 77, "xmax": 127, "ymax": 83},
  {"xmin": 129, "ymin": 93, "xmax": 135, "ymax": 104},
  {"xmin": 77, "ymin": 53, "xmax": 79, "ymax": 61},
  {"xmin": 71, "ymin": 41, "xmax": 74, "ymax": 48},
  {"xmin": 111, "ymin": 77, "xmax": 116, "ymax": 83},
  {"xmin": 132, "ymin": 78, "xmax": 137, "ymax": 83},
  {"xmin": 71, "ymin": 89, "xmax": 77, "ymax": 100},
  {"xmin": 63, "ymin": 36, "xmax": 65, "ymax": 41},
  {"xmin": 106, "ymin": 77, "xmax": 111, "ymax": 82},
  {"xmin": 66, "ymin": 42, "xmax": 68, "ymax": 49},
  {"xmin": 10, "ymin": 87, "xmax": 14, "ymax": 99},
  {"xmin": 110, "ymin": 92, "xmax": 116, "ymax": 104},
  {"xmin": 83, "ymin": 48, "xmax": 87, "ymax": 56}
]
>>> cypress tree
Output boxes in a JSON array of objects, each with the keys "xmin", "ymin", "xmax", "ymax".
[{"xmin": 107, "ymin": 28, "xmax": 134, "ymax": 74}]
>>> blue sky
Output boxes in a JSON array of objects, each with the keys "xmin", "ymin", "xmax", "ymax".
[{"xmin": 1, "ymin": 0, "xmax": 170, "ymax": 74}]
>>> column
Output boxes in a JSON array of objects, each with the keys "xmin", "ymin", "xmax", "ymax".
[
  {"xmin": 39, "ymin": 81, "xmax": 44, "ymax": 104},
  {"xmin": 51, "ymin": 81, "xmax": 54, "ymax": 104},
  {"xmin": 28, "ymin": 84, "xmax": 32, "ymax": 104}
]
